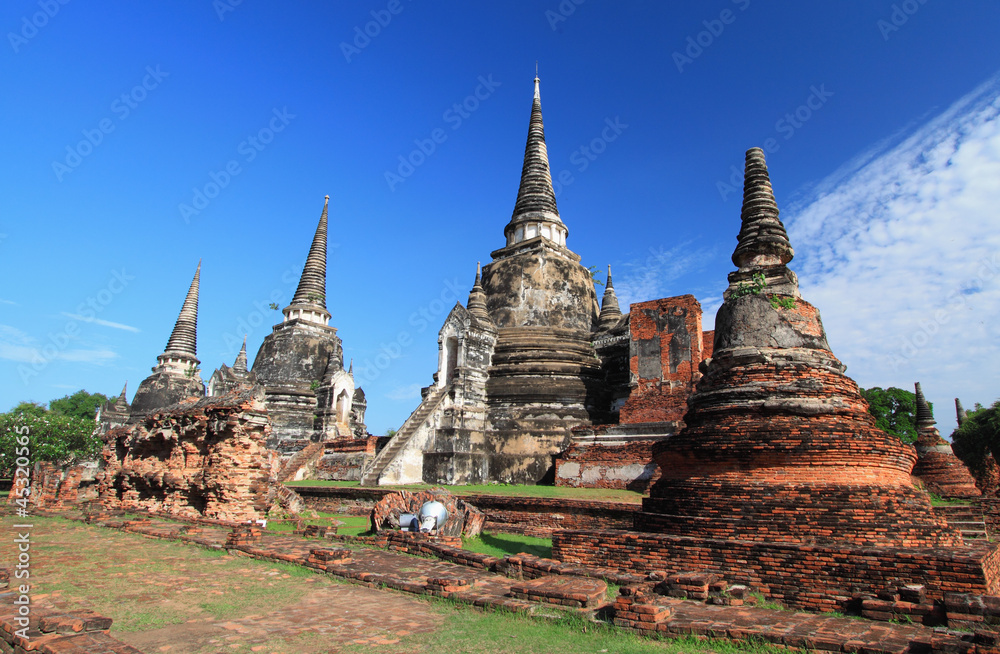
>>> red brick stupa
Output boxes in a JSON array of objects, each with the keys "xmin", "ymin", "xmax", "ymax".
[
  {"xmin": 636, "ymin": 148, "xmax": 959, "ymax": 548},
  {"xmin": 911, "ymin": 382, "xmax": 981, "ymax": 499}
]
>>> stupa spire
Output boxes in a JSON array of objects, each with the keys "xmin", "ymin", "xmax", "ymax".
[
  {"xmin": 597, "ymin": 265, "xmax": 622, "ymax": 330},
  {"xmin": 725, "ymin": 148, "xmax": 799, "ymax": 299},
  {"xmin": 233, "ymin": 336, "xmax": 248, "ymax": 373},
  {"xmin": 956, "ymin": 398, "xmax": 968, "ymax": 426},
  {"xmin": 733, "ymin": 148, "xmax": 794, "ymax": 269},
  {"xmin": 162, "ymin": 260, "xmax": 200, "ymax": 360},
  {"xmin": 505, "ymin": 75, "xmax": 564, "ymax": 246},
  {"xmin": 284, "ymin": 196, "xmax": 332, "ymax": 325},
  {"xmin": 915, "ymin": 382, "xmax": 936, "ymax": 429},
  {"xmin": 115, "ymin": 382, "xmax": 129, "ymax": 408},
  {"xmin": 467, "ymin": 262, "xmax": 490, "ymax": 320}
]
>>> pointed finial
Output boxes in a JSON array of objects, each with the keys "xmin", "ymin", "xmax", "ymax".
[
  {"xmin": 598, "ymin": 264, "xmax": 623, "ymax": 330},
  {"xmin": 162, "ymin": 260, "xmax": 201, "ymax": 360},
  {"xmin": 468, "ymin": 261, "xmax": 490, "ymax": 320},
  {"xmin": 956, "ymin": 398, "xmax": 968, "ymax": 426},
  {"xmin": 232, "ymin": 335, "xmax": 249, "ymax": 373},
  {"xmin": 286, "ymin": 197, "xmax": 331, "ymax": 318},
  {"xmin": 349, "ymin": 359, "xmax": 353, "ymax": 375},
  {"xmin": 732, "ymin": 148, "xmax": 794, "ymax": 270},
  {"xmin": 119, "ymin": 382, "xmax": 128, "ymax": 400},
  {"xmin": 914, "ymin": 382, "xmax": 935, "ymax": 428}
]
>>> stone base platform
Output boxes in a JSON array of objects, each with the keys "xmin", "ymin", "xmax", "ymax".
[
  {"xmin": 552, "ymin": 528, "xmax": 1000, "ymax": 611},
  {"xmin": 555, "ymin": 422, "xmax": 675, "ymax": 491}
]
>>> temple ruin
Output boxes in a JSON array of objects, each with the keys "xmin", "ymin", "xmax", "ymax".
[
  {"xmin": 360, "ymin": 78, "xmax": 712, "ymax": 487},
  {"xmin": 128, "ymin": 261, "xmax": 206, "ymax": 422},
  {"xmin": 911, "ymin": 382, "xmax": 981, "ymax": 498},
  {"xmin": 249, "ymin": 196, "xmax": 368, "ymax": 456},
  {"xmin": 550, "ymin": 147, "xmax": 1000, "ymax": 606}
]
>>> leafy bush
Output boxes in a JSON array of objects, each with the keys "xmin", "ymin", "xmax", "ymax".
[{"xmin": 0, "ymin": 410, "xmax": 102, "ymax": 477}]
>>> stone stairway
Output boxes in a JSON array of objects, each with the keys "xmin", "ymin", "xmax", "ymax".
[
  {"xmin": 933, "ymin": 504, "xmax": 989, "ymax": 540},
  {"xmin": 276, "ymin": 441, "xmax": 325, "ymax": 483},
  {"xmin": 359, "ymin": 386, "xmax": 448, "ymax": 486}
]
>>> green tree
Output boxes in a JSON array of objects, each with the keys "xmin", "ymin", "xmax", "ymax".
[
  {"xmin": 0, "ymin": 410, "xmax": 102, "ymax": 477},
  {"xmin": 860, "ymin": 386, "xmax": 920, "ymax": 444},
  {"xmin": 49, "ymin": 390, "xmax": 109, "ymax": 420},
  {"xmin": 8, "ymin": 401, "xmax": 48, "ymax": 418},
  {"xmin": 952, "ymin": 400, "xmax": 1000, "ymax": 481}
]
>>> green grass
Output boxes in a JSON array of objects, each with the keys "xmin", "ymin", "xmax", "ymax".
[
  {"xmin": 928, "ymin": 492, "xmax": 974, "ymax": 507},
  {"xmin": 462, "ymin": 532, "xmax": 552, "ymax": 559},
  {"xmin": 284, "ymin": 480, "xmax": 645, "ymax": 503},
  {"xmin": 341, "ymin": 602, "xmax": 793, "ymax": 654}
]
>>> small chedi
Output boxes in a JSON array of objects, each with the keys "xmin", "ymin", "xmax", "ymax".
[
  {"xmin": 128, "ymin": 261, "xmax": 206, "ymax": 422},
  {"xmin": 361, "ymin": 77, "xmax": 712, "ymax": 488},
  {"xmin": 552, "ymin": 147, "xmax": 1000, "ymax": 608},
  {"xmin": 98, "ymin": 386, "xmax": 283, "ymax": 522},
  {"xmin": 910, "ymin": 382, "xmax": 981, "ymax": 498},
  {"xmin": 249, "ymin": 196, "xmax": 368, "ymax": 456}
]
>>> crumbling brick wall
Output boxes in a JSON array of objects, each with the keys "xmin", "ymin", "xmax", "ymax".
[
  {"xmin": 620, "ymin": 295, "xmax": 706, "ymax": 424},
  {"xmin": 98, "ymin": 388, "xmax": 281, "ymax": 522}
]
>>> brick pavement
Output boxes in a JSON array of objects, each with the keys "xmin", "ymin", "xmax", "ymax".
[{"xmin": 3, "ymin": 506, "xmax": 999, "ymax": 654}]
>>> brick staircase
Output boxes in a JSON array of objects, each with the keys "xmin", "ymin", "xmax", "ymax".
[
  {"xmin": 359, "ymin": 386, "xmax": 447, "ymax": 486},
  {"xmin": 277, "ymin": 441, "xmax": 325, "ymax": 483},
  {"xmin": 933, "ymin": 504, "xmax": 989, "ymax": 540}
]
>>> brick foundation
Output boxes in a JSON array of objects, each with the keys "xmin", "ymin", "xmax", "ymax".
[{"xmin": 552, "ymin": 528, "xmax": 1000, "ymax": 612}]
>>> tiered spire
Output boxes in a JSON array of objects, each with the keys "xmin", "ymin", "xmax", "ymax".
[
  {"xmin": 233, "ymin": 336, "xmax": 248, "ymax": 373},
  {"xmin": 284, "ymin": 196, "xmax": 332, "ymax": 325},
  {"xmin": 511, "ymin": 77, "xmax": 560, "ymax": 222},
  {"xmin": 467, "ymin": 262, "xmax": 490, "ymax": 320},
  {"xmin": 115, "ymin": 383, "xmax": 129, "ymax": 408},
  {"xmin": 162, "ymin": 261, "xmax": 200, "ymax": 361},
  {"xmin": 915, "ymin": 382, "xmax": 937, "ymax": 431},
  {"xmin": 597, "ymin": 265, "xmax": 622, "ymax": 330},
  {"xmin": 504, "ymin": 76, "xmax": 567, "ymax": 248},
  {"xmin": 732, "ymin": 148, "xmax": 794, "ymax": 270},
  {"xmin": 725, "ymin": 148, "xmax": 799, "ymax": 299},
  {"xmin": 956, "ymin": 398, "xmax": 968, "ymax": 426}
]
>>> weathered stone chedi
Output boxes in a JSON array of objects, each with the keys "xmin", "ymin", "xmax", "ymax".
[
  {"xmin": 552, "ymin": 148, "xmax": 1000, "ymax": 606},
  {"xmin": 911, "ymin": 382, "xmax": 981, "ymax": 499},
  {"xmin": 251, "ymin": 196, "xmax": 367, "ymax": 454},
  {"xmin": 129, "ymin": 262, "xmax": 206, "ymax": 421},
  {"xmin": 638, "ymin": 148, "xmax": 958, "ymax": 547}
]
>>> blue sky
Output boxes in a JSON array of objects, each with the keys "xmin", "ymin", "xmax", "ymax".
[{"xmin": 2, "ymin": 1, "xmax": 998, "ymax": 436}]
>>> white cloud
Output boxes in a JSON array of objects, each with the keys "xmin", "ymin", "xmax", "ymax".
[
  {"xmin": 0, "ymin": 322, "xmax": 119, "ymax": 365},
  {"xmin": 613, "ymin": 242, "xmax": 720, "ymax": 311},
  {"xmin": 783, "ymin": 72, "xmax": 1000, "ymax": 435},
  {"xmin": 61, "ymin": 313, "xmax": 140, "ymax": 333}
]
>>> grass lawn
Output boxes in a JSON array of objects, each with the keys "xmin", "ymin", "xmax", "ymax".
[
  {"xmin": 285, "ymin": 480, "xmax": 645, "ymax": 503},
  {"xmin": 462, "ymin": 531, "xmax": 553, "ymax": 559},
  {"xmin": 0, "ymin": 514, "xmax": 788, "ymax": 654}
]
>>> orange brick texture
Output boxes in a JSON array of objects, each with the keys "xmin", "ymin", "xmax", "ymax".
[{"xmin": 620, "ymin": 295, "xmax": 707, "ymax": 425}]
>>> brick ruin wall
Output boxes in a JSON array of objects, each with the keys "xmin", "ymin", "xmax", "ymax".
[
  {"xmin": 619, "ymin": 295, "xmax": 707, "ymax": 425},
  {"xmin": 552, "ymin": 528, "xmax": 1000, "ymax": 612},
  {"xmin": 315, "ymin": 436, "xmax": 382, "ymax": 481},
  {"xmin": 97, "ymin": 390, "xmax": 282, "ymax": 522},
  {"xmin": 554, "ymin": 439, "xmax": 661, "ymax": 492}
]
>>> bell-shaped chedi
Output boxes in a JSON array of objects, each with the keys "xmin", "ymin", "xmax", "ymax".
[
  {"xmin": 478, "ymin": 75, "xmax": 604, "ymax": 467},
  {"xmin": 130, "ymin": 261, "xmax": 206, "ymax": 421},
  {"xmin": 911, "ymin": 383, "xmax": 981, "ymax": 498},
  {"xmin": 638, "ymin": 148, "xmax": 960, "ymax": 547}
]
